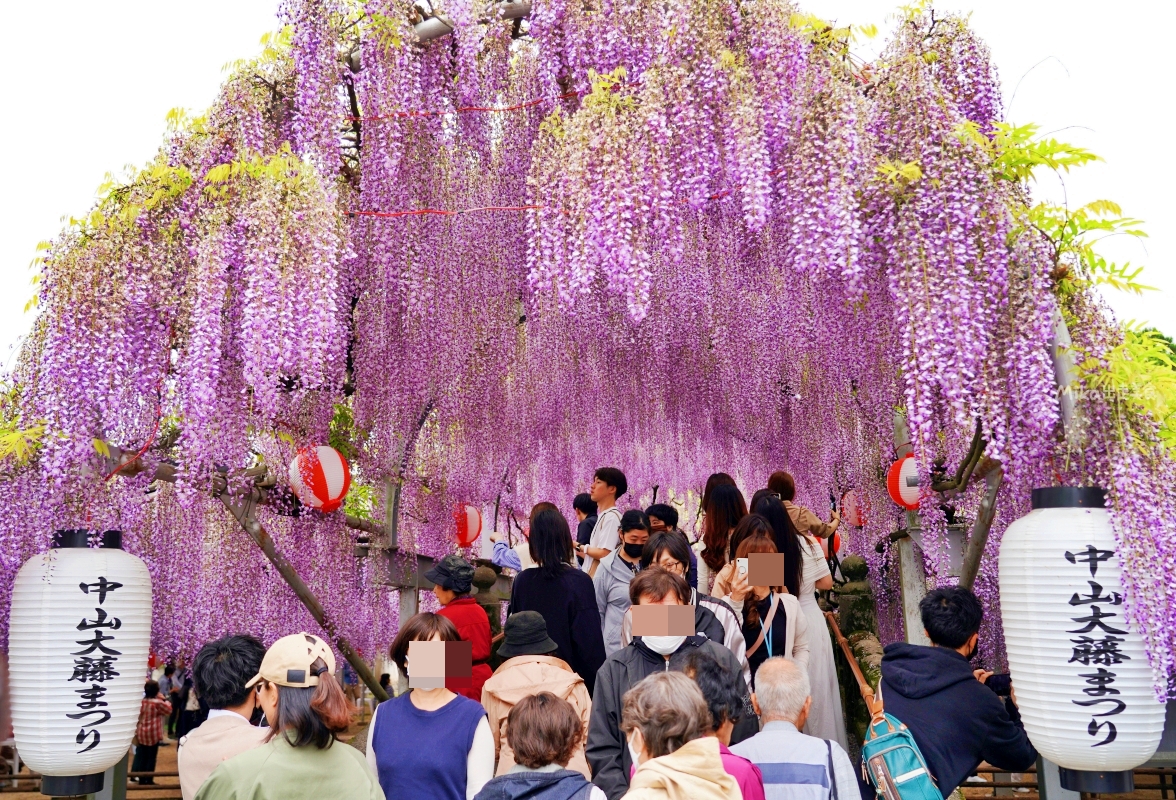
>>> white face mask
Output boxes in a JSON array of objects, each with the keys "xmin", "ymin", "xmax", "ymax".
[
  {"xmin": 627, "ymin": 732, "xmax": 644, "ymax": 766},
  {"xmin": 641, "ymin": 635, "xmax": 687, "ymax": 655}
]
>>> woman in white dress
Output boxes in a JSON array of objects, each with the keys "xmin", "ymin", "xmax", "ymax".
[{"xmin": 797, "ymin": 531, "xmax": 848, "ymax": 748}]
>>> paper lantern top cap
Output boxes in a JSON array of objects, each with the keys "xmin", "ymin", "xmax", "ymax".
[
  {"xmin": 52, "ymin": 529, "xmax": 89, "ymax": 549},
  {"xmin": 1031, "ymin": 486, "xmax": 1106, "ymax": 510},
  {"xmin": 51, "ymin": 529, "xmax": 124, "ymax": 549}
]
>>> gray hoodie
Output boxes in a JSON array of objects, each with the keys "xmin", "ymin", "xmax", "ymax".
[{"xmin": 593, "ymin": 549, "xmax": 639, "ymax": 655}]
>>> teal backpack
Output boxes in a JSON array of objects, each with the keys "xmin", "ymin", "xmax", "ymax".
[
  {"xmin": 825, "ymin": 612, "xmax": 941, "ymax": 800},
  {"xmin": 860, "ymin": 703, "xmax": 942, "ymax": 800}
]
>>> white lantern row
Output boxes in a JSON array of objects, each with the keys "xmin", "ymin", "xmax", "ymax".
[
  {"xmin": 8, "ymin": 530, "xmax": 152, "ymax": 796},
  {"xmin": 999, "ymin": 487, "xmax": 1166, "ymax": 794}
]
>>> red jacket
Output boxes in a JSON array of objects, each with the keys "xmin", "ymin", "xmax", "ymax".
[{"xmin": 437, "ymin": 596, "xmax": 493, "ymax": 701}]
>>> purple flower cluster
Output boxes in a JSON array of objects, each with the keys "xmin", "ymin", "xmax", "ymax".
[{"xmin": 1, "ymin": 2, "xmax": 1171, "ymax": 697}]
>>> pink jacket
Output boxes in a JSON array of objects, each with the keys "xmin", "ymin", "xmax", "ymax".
[{"xmin": 719, "ymin": 742, "xmax": 766, "ymax": 800}]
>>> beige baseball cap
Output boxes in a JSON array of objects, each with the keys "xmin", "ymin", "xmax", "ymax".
[{"xmin": 246, "ymin": 632, "xmax": 337, "ymax": 688}]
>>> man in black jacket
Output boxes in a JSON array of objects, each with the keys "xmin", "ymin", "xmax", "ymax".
[
  {"xmin": 881, "ymin": 586, "xmax": 1037, "ymax": 799},
  {"xmin": 586, "ymin": 568, "xmax": 751, "ymax": 800}
]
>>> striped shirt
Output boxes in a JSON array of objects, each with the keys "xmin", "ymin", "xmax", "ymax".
[{"xmin": 730, "ymin": 720, "xmax": 861, "ymax": 800}]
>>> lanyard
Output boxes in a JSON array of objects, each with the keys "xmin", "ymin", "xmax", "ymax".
[{"xmin": 760, "ymin": 595, "xmax": 774, "ymax": 654}]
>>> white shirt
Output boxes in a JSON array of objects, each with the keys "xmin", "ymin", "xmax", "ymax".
[{"xmin": 581, "ymin": 507, "xmax": 622, "ymax": 574}]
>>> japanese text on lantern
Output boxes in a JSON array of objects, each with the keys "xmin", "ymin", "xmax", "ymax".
[
  {"xmin": 1064, "ymin": 545, "xmax": 1127, "ymax": 748},
  {"xmin": 69, "ymin": 577, "xmax": 123, "ymax": 753}
]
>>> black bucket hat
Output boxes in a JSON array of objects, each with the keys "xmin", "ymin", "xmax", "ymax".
[{"xmin": 497, "ymin": 611, "xmax": 559, "ymax": 659}]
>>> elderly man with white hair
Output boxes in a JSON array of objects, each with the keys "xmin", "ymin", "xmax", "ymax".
[{"xmin": 730, "ymin": 658, "xmax": 860, "ymax": 800}]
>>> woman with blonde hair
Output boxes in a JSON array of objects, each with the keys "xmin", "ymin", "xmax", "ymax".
[{"xmin": 620, "ymin": 672, "xmax": 739, "ymax": 800}]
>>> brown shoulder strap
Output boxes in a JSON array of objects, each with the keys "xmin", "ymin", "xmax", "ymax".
[
  {"xmin": 746, "ymin": 593, "xmax": 779, "ymax": 658},
  {"xmin": 824, "ymin": 611, "xmax": 885, "ymax": 723}
]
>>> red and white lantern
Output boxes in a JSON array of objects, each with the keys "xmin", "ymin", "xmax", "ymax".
[
  {"xmin": 842, "ymin": 489, "xmax": 867, "ymax": 527},
  {"xmin": 820, "ymin": 531, "xmax": 843, "ymax": 560},
  {"xmin": 288, "ymin": 445, "xmax": 351, "ymax": 513},
  {"xmin": 454, "ymin": 505, "xmax": 482, "ymax": 547},
  {"xmin": 886, "ymin": 454, "xmax": 920, "ymax": 510}
]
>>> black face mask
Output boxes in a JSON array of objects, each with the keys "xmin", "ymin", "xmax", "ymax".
[
  {"xmin": 967, "ymin": 639, "xmax": 981, "ymax": 662},
  {"xmin": 250, "ymin": 705, "xmax": 266, "ymax": 726},
  {"xmin": 623, "ymin": 541, "xmax": 646, "ymax": 559}
]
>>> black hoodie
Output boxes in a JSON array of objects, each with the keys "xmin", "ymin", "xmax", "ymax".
[
  {"xmin": 586, "ymin": 635, "xmax": 749, "ymax": 800},
  {"xmin": 880, "ymin": 643, "xmax": 1037, "ymax": 798},
  {"xmin": 473, "ymin": 768, "xmax": 595, "ymax": 800}
]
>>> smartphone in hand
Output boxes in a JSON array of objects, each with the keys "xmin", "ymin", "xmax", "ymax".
[{"xmin": 737, "ymin": 557, "xmax": 748, "ymax": 575}]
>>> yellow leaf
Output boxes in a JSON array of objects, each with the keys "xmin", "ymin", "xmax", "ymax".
[{"xmin": 92, "ymin": 439, "xmax": 111, "ymax": 458}]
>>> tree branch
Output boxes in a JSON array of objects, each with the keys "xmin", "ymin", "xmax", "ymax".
[
  {"xmin": 931, "ymin": 418, "xmax": 986, "ymax": 494},
  {"xmin": 958, "ymin": 461, "xmax": 1003, "ymax": 591}
]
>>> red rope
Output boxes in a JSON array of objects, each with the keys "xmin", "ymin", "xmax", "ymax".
[{"xmin": 348, "ymin": 205, "xmax": 545, "ymax": 218}]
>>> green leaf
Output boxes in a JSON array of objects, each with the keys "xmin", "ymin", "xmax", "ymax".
[{"xmin": 92, "ymin": 438, "xmax": 111, "ymax": 458}]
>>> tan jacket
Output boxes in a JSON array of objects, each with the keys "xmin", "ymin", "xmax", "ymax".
[
  {"xmin": 623, "ymin": 737, "xmax": 740, "ymax": 800},
  {"xmin": 177, "ymin": 712, "xmax": 270, "ymax": 800},
  {"xmin": 784, "ymin": 501, "xmax": 834, "ymax": 539},
  {"xmin": 480, "ymin": 655, "xmax": 592, "ymax": 778}
]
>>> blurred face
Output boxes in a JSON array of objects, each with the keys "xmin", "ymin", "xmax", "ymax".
[
  {"xmin": 622, "ymin": 527, "xmax": 649, "ymax": 546},
  {"xmin": 653, "ymin": 550, "xmax": 687, "ymax": 578},
  {"xmin": 590, "ymin": 477, "xmax": 615, "ymax": 503},
  {"xmin": 648, "ymin": 516, "xmax": 669, "ymax": 533}
]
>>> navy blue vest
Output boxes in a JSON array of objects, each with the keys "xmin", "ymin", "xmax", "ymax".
[{"xmin": 372, "ymin": 692, "xmax": 486, "ymax": 800}]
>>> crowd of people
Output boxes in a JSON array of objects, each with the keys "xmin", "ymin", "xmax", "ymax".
[{"xmin": 132, "ymin": 467, "xmax": 1037, "ymax": 800}]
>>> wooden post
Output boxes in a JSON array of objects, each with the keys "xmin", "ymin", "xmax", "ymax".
[
  {"xmin": 218, "ymin": 492, "xmax": 389, "ymax": 703},
  {"xmin": 395, "ymin": 588, "xmax": 419, "ymax": 694},
  {"xmin": 893, "ymin": 412, "xmax": 930, "ymax": 646}
]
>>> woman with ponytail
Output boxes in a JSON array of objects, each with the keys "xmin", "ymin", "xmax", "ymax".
[{"xmin": 195, "ymin": 633, "xmax": 382, "ymax": 800}]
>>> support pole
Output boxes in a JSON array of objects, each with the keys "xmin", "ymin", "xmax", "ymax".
[
  {"xmin": 395, "ymin": 588, "xmax": 419, "ymax": 695},
  {"xmin": 893, "ymin": 412, "xmax": 930, "ymax": 645},
  {"xmin": 219, "ymin": 492, "xmax": 389, "ymax": 703}
]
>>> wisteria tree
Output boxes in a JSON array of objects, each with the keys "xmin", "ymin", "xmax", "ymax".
[{"xmin": 1, "ymin": 0, "xmax": 1173, "ymax": 699}]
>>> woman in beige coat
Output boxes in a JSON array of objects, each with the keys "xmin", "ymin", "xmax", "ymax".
[
  {"xmin": 481, "ymin": 611, "xmax": 592, "ymax": 778},
  {"xmin": 621, "ymin": 672, "xmax": 739, "ymax": 800}
]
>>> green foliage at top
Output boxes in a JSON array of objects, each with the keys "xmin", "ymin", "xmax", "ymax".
[
  {"xmin": 1082, "ymin": 326, "xmax": 1176, "ymax": 452},
  {"xmin": 978, "ymin": 120, "xmax": 1174, "ymax": 452},
  {"xmin": 0, "ymin": 382, "xmax": 44, "ymax": 470}
]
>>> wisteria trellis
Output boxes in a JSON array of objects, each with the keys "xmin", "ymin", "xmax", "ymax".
[{"xmin": 1, "ymin": 0, "xmax": 1173, "ymax": 698}]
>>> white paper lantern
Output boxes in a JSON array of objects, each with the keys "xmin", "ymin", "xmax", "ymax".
[
  {"xmin": 8, "ymin": 530, "xmax": 152, "ymax": 796},
  {"xmin": 999, "ymin": 488, "xmax": 1165, "ymax": 785}
]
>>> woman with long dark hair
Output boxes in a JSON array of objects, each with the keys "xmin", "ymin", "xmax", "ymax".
[
  {"xmin": 759, "ymin": 485, "xmax": 846, "ymax": 746},
  {"xmin": 508, "ymin": 506, "xmax": 607, "ymax": 693},
  {"xmin": 747, "ymin": 491, "xmax": 803, "ymax": 596},
  {"xmin": 693, "ymin": 483, "xmax": 748, "ymax": 595},
  {"xmin": 368, "ymin": 613, "xmax": 493, "ymax": 800},
  {"xmin": 195, "ymin": 633, "xmax": 381, "ymax": 800}
]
